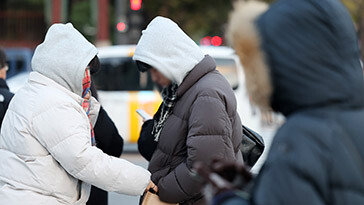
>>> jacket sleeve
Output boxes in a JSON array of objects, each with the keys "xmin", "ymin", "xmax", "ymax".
[
  {"xmin": 138, "ymin": 105, "xmax": 161, "ymax": 161},
  {"xmin": 94, "ymin": 106, "xmax": 124, "ymax": 157},
  {"xmin": 138, "ymin": 119, "xmax": 158, "ymax": 161},
  {"xmin": 157, "ymin": 96, "xmax": 237, "ymax": 203},
  {"xmin": 31, "ymin": 104, "xmax": 151, "ymax": 196}
]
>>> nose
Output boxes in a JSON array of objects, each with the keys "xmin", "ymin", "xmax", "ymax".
[
  {"xmin": 151, "ymin": 72, "xmax": 157, "ymax": 83},
  {"xmin": 150, "ymin": 70, "xmax": 159, "ymax": 84}
]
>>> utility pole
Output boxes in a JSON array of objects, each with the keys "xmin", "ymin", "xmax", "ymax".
[
  {"xmin": 128, "ymin": 0, "xmax": 144, "ymax": 44},
  {"xmin": 96, "ymin": 0, "xmax": 111, "ymax": 46},
  {"xmin": 46, "ymin": 0, "xmax": 68, "ymax": 25},
  {"xmin": 115, "ymin": 0, "xmax": 129, "ymax": 44}
]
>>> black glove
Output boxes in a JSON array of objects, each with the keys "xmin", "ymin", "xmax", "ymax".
[
  {"xmin": 138, "ymin": 119, "xmax": 158, "ymax": 161},
  {"xmin": 193, "ymin": 159, "xmax": 252, "ymax": 195}
]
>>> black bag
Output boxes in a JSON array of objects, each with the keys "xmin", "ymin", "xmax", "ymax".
[{"xmin": 241, "ymin": 125, "xmax": 265, "ymax": 167}]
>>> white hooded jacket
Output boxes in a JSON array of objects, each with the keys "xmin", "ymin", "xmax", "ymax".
[
  {"xmin": 133, "ymin": 16, "xmax": 204, "ymax": 85},
  {"xmin": 0, "ymin": 23, "xmax": 150, "ymax": 205}
]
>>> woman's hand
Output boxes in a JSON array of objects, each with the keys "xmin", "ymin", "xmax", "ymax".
[{"xmin": 146, "ymin": 181, "xmax": 159, "ymax": 193}]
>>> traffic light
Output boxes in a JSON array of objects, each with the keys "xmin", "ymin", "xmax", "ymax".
[
  {"xmin": 130, "ymin": 0, "xmax": 142, "ymax": 11},
  {"xmin": 211, "ymin": 36, "xmax": 222, "ymax": 46},
  {"xmin": 117, "ymin": 22, "xmax": 127, "ymax": 32},
  {"xmin": 115, "ymin": 0, "xmax": 144, "ymax": 44},
  {"xmin": 200, "ymin": 36, "xmax": 223, "ymax": 46},
  {"xmin": 200, "ymin": 36, "xmax": 212, "ymax": 46}
]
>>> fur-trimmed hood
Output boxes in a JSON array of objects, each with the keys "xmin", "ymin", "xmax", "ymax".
[
  {"xmin": 227, "ymin": 0, "xmax": 364, "ymax": 116},
  {"xmin": 226, "ymin": 1, "xmax": 271, "ymax": 111}
]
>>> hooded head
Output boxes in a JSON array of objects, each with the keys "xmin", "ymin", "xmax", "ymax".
[
  {"xmin": 133, "ymin": 16, "xmax": 204, "ymax": 86},
  {"xmin": 31, "ymin": 23, "xmax": 98, "ymax": 97},
  {"xmin": 227, "ymin": 0, "xmax": 364, "ymax": 116}
]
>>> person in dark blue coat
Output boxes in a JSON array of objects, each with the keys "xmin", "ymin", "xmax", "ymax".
[
  {"xmin": 86, "ymin": 57, "xmax": 125, "ymax": 205},
  {"xmin": 215, "ymin": 0, "xmax": 364, "ymax": 204},
  {"xmin": 86, "ymin": 82, "xmax": 125, "ymax": 205},
  {"xmin": 0, "ymin": 48, "xmax": 14, "ymax": 130}
]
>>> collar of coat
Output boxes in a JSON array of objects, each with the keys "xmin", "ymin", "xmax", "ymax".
[
  {"xmin": 0, "ymin": 78, "xmax": 9, "ymax": 90},
  {"xmin": 28, "ymin": 71, "xmax": 101, "ymax": 126},
  {"xmin": 176, "ymin": 55, "xmax": 216, "ymax": 98},
  {"xmin": 29, "ymin": 71, "xmax": 85, "ymax": 104}
]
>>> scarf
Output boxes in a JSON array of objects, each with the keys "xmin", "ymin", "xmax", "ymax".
[
  {"xmin": 82, "ymin": 67, "xmax": 96, "ymax": 146},
  {"xmin": 152, "ymin": 83, "xmax": 178, "ymax": 142}
]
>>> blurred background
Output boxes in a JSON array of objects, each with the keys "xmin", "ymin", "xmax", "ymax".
[
  {"xmin": 0, "ymin": 0, "xmax": 363, "ymax": 50},
  {"xmin": 0, "ymin": 0, "xmax": 233, "ymax": 48},
  {"xmin": 0, "ymin": 0, "xmax": 363, "ymax": 204}
]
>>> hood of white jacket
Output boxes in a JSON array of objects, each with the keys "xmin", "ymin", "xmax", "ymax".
[
  {"xmin": 133, "ymin": 16, "xmax": 204, "ymax": 85},
  {"xmin": 31, "ymin": 23, "xmax": 98, "ymax": 97}
]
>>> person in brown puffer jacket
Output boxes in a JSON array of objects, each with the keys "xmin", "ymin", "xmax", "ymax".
[{"xmin": 133, "ymin": 16, "xmax": 243, "ymax": 205}]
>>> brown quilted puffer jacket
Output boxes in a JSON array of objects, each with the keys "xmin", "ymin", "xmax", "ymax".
[{"xmin": 149, "ymin": 55, "xmax": 243, "ymax": 205}]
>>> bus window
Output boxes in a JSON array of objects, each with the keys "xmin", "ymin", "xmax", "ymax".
[
  {"xmin": 93, "ymin": 57, "xmax": 154, "ymax": 91},
  {"xmin": 5, "ymin": 48, "xmax": 33, "ymax": 79},
  {"xmin": 214, "ymin": 58, "xmax": 239, "ymax": 90}
]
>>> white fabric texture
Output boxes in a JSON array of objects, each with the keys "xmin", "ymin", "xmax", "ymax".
[
  {"xmin": 0, "ymin": 23, "xmax": 150, "ymax": 205},
  {"xmin": 133, "ymin": 16, "xmax": 204, "ymax": 85}
]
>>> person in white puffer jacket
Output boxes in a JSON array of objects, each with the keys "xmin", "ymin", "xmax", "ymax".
[{"xmin": 0, "ymin": 23, "xmax": 153, "ymax": 205}]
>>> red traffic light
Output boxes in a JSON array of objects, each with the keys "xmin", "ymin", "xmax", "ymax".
[
  {"xmin": 130, "ymin": 0, "xmax": 142, "ymax": 11},
  {"xmin": 211, "ymin": 36, "xmax": 222, "ymax": 46},
  {"xmin": 200, "ymin": 36, "xmax": 212, "ymax": 46},
  {"xmin": 117, "ymin": 22, "xmax": 126, "ymax": 32},
  {"xmin": 200, "ymin": 36, "xmax": 222, "ymax": 46}
]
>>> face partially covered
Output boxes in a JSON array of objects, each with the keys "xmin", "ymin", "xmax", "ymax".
[{"xmin": 149, "ymin": 67, "xmax": 172, "ymax": 88}]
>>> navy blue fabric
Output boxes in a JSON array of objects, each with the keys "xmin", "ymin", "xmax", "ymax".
[
  {"xmin": 257, "ymin": 0, "xmax": 363, "ymax": 116},
  {"xmin": 0, "ymin": 78, "xmax": 13, "ymax": 130},
  {"xmin": 213, "ymin": 191, "xmax": 249, "ymax": 205},
  {"xmin": 248, "ymin": 0, "xmax": 364, "ymax": 204}
]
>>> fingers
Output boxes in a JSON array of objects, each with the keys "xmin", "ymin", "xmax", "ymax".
[
  {"xmin": 152, "ymin": 183, "xmax": 158, "ymax": 193},
  {"xmin": 145, "ymin": 181, "xmax": 159, "ymax": 194},
  {"xmin": 145, "ymin": 181, "xmax": 153, "ymax": 191}
]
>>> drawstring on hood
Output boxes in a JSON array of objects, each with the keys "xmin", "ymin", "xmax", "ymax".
[
  {"xmin": 133, "ymin": 16, "xmax": 204, "ymax": 85},
  {"xmin": 31, "ymin": 23, "xmax": 98, "ymax": 97}
]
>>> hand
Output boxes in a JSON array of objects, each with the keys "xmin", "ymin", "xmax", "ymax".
[
  {"xmin": 145, "ymin": 181, "xmax": 158, "ymax": 194},
  {"xmin": 193, "ymin": 161, "xmax": 233, "ymax": 195},
  {"xmin": 193, "ymin": 159, "xmax": 252, "ymax": 195},
  {"xmin": 210, "ymin": 159, "xmax": 252, "ymax": 183}
]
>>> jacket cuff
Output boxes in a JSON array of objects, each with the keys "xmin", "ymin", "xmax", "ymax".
[
  {"xmin": 158, "ymin": 163, "xmax": 202, "ymax": 203},
  {"xmin": 174, "ymin": 162, "xmax": 202, "ymax": 196},
  {"xmin": 158, "ymin": 168, "xmax": 188, "ymax": 203}
]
